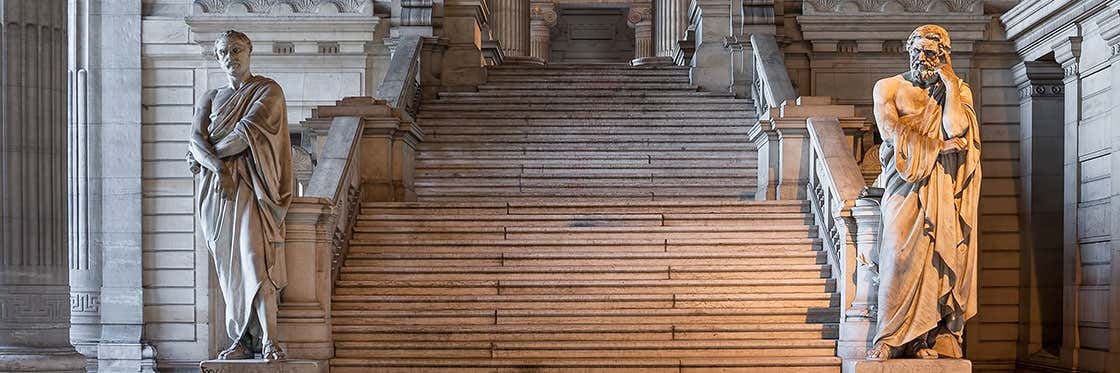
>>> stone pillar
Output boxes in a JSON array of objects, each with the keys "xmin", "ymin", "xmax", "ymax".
[
  {"xmin": 1011, "ymin": 60, "xmax": 1066, "ymax": 359},
  {"xmin": 689, "ymin": 0, "xmax": 731, "ymax": 92},
  {"xmin": 1052, "ymin": 36, "xmax": 1081, "ymax": 369},
  {"xmin": 490, "ymin": 0, "xmax": 538, "ymax": 64},
  {"xmin": 442, "ymin": 0, "xmax": 489, "ymax": 90},
  {"xmin": 0, "ymin": 1, "xmax": 86, "ymax": 371},
  {"xmin": 627, "ymin": 4, "xmax": 655, "ymax": 65},
  {"xmin": 528, "ymin": 0, "xmax": 556, "ymax": 63},
  {"xmin": 749, "ymin": 96, "xmax": 857, "ymax": 200},
  {"xmin": 653, "ymin": 0, "xmax": 687, "ymax": 62}
]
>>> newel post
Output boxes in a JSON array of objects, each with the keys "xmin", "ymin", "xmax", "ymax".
[{"xmin": 838, "ymin": 195, "xmax": 882, "ymax": 368}]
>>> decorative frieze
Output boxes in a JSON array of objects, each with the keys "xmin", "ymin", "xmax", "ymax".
[
  {"xmin": 1019, "ymin": 84, "xmax": 1064, "ymax": 99},
  {"xmin": 0, "ymin": 290, "xmax": 71, "ymax": 325},
  {"xmin": 805, "ymin": 0, "xmax": 981, "ymax": 13},
  {"xmin": 70, "ymin": 292, "xmax": 101, "ymax": 314},
  {"xmin": 193, "ymin": 0, "xmax": 371, "ymax": 14}
]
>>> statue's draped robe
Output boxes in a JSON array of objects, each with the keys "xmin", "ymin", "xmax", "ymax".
[
  {"xmin": 194, "ymin": 76, "xmax": 293, "ymax": 342},
  {"xmin": 874, "ymin": 78, "xmax": 981, "ymax": 348}
]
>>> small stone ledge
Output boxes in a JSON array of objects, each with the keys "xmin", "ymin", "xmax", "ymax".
[
  {"xmin": 199, "ymin": 359, "xmax": 326, "ymax": 373},
  {"xmin": 844, "ymin": 358, "xmax": 972, "ymax": 373}
]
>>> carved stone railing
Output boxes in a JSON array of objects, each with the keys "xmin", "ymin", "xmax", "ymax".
[
  {"xmin": 805, "ymin": 117, "xmax": 882, "ymax": 367},
  {"xmin": 748, "ymin": 34, "xmax": 797, "ymax": 117},
  {"xmin": 278, "ymin": 115, "xmax": 364, "ymax": 362},
  {"xmin": 377, "ymin": 35, "xmax": 426, "ymax": 117},
  {"xmin": 278, "ymin": 96, "xmax": 423, "ymax": 364}
]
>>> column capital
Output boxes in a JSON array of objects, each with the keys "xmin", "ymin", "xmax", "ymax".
[
  {"xmin": 627, "ymin": 4, "xmax": 653, "ymax": 28},
  {"xmin": 530, "ymin": 0, "xmax": 557, "ymax": 27},
  {"xmin": 1011, "ymin": 61, "xmax": 1064, "ymax": 100}
]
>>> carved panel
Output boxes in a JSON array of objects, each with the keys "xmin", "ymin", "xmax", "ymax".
[
  {"xmin": 0, "ymin": 289, "xmax": 70, "ymax": 324},
  {"xmin": 855, "ymin": 0, "xmax": 888, "ymax": 12},
  {"xmin": 896, "ymin": 0, "xmax": 934, "ymax": 12},
  {"xmin": 806, "ymin": 0, "xmax": 841, "ymax": 12},
  {"xmin": 70, "ymin": 291, "xmax": 101, "ymax": 313},
  {"xmin": 192, "ymin": 0, "xmax": 371, "ymax": 14},
  {"xmin": 1019, "ymin": 84, "xmax": 1064, "ymax": 99}
]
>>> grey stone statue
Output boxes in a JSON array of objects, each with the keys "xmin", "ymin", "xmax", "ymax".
[
  {"xmin": 188, "ymin": 30, "xmax": 293, "ymax": 361},
  {"xmin": 867, "ymin": 24, "xmax": 982, "ymax": 361}
]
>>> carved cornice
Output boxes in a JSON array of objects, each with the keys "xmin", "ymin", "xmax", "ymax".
[
  {"xmin": 193, "ymin": 0, "xmax": 371, "ymax": 14},
  {"xmin": 805, "ymin": 0, "xmax": 981, "ymax": 13},
  {"xmin": 1018, "ymin": 84, "xmax": 1063, "ymax": 99}
]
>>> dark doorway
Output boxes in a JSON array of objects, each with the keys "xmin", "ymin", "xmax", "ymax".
[{"xmin": 549, "ymin": 7, "xmax": 634, "ymax": 64}]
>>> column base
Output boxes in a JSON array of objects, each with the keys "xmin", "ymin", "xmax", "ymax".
[
  {"xmin": 631, "ymin": 56, "xmax": 673, "ymax": 66},
  {"xmin": 503, "ymin": 55, "xmax": 545, "ymax": 65},
  {"xmin": 843, "ymin": 358, "xmax": 972, "ymax": 373},
  {"xmin": 0, "ymin": 348, "xmax": 87, "ymax": 373},
  {"xmin": 200, "ymin": 359, "xmax": 327, "ymax": 373}
]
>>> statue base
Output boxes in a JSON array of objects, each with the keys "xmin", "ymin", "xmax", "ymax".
[
  {"xmin": 200, "ymin": 359, "xmax": 326, "ymax": 373},
  {"xmin": 844, "ymin": 358, "xmax": 971, "ymax": 373}
]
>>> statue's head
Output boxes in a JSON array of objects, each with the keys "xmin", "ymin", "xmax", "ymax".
[
  {"xmin": 906, "ymin": 25, "xmax": 951, "ymax": 84},
  {"xmin": 214, "ymin": 30, "xmax": 252, "ymax": 78}
]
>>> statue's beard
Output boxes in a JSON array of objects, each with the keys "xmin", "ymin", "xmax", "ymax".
[{"xmin": 910, "ymin": 62, "xmax": 939, "ymax": 85}]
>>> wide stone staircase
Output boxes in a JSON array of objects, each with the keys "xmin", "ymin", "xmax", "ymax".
[{"xmin": 329, "ymin": 64, "xmax": 841, "ymax": 372}]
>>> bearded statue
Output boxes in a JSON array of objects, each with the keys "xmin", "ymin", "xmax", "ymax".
[{"xmin": 867, "ymin": 24, "xmax": 982, "ymax": 361}]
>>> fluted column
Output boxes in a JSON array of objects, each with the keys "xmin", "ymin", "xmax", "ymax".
[
  {"xmin": 627, "ymin": 4, "xmax": 655, "ymax": 65},
  {"xmin": 529, "ymin": 0, "xmax": 556, "ymax": 63},
  {"xmin": 0, "ymin": 1, "xmax": 86, "ymax": 371},
  {"xmin": 653, "ymin": 0, "xmax": 688, "ymax": 61},
  {"xmin": 491, "ymin": 0, "xmax": 539, "ymax": 64}
]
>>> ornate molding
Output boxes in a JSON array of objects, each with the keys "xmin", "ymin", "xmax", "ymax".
[
  {"xmin": 855, "ymin": 0, "xmax": 888, "ymax": 12},
  {"xmin": 70, "ymin": 292, "xmax": 100, "ymax": 313},
  {"xmin": 627, "ymin": 6, "xmax": 652, "ymax": 28},
  {"xmin": 943, "ymin": 0, "xmax": 981, "ymax": 12},
  {"xmin": 530, "ymin": 3, "xmax": 558, "ymax": 27},
  {"xmin": 897, "ymin": 0, "xmax": 934, "ymax": 12},
  {"xmin": 400, "ymin": 0, "xmax": 433, "ymax": 26},
  {"xmin": 1, "ymin": 290, "xmax": 70, "ymax": 324},
  {"xmin": 807, "ymin": 0, "xmax": 841, "ymax": 12},
  {"xmin": 192, "ymin": 0, "xmax": 371, "ymax": 14},
  {"xmin": 1018, "ymin": 84, "xmax": 1063, "ymax": 99},
  {"xmin": 1064, "ymin": 63, "xmax": 1079, "ymax": 78}
]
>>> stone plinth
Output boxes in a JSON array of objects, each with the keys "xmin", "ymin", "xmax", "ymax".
[
  {"xmin": 200, "ymin": 360, "xmax": 326, "ymax": 373},
  {"xmin": 844, "ymin": 359, "xmax": 971, "ymax": 373}
]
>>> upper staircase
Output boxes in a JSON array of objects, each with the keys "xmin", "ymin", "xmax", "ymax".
[{"xmin": 329, "ymin": 64, "xmax": 841, "ymax": 372}]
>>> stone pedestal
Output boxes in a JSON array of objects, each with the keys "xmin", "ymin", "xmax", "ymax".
[
  {"xmin": 689, "ymin": 0, "xmax": 732, "ymax": 91},
  {"xmin": 529, "ymin": 0, "xmax": 557, "ymax": 63},
  {"xmin": 844, "ymin": 359, "xmax": 972, "ymax": 373},
  {"xmin": 200, "ymin": 359, "xmax": 326, "ymax": 373},
  {"xmin": 0, "ymin": 1, "xmax": 87, "ymax": 372},
  {"xmin": 443, "ymin": 0, "xmax": 489, "ymax": 90}
]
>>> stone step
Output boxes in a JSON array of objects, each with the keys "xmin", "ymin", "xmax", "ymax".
[
  {"xmin": 359, "ymin": 201, "xmax": 807, "ymax": 214},
  {"xmin": 424, "ymin": 96, "xmax": 747, "ymax": 104},
  {"xmin": 478, "ymin": 82, "xmax": 698, "ymax": 90},
  {"xmin": 340, "ymin": 250, "xmax": 826, "ymax": 267},
  {"xmin": 416, "ymin": 111, "xmax": 754, "ymax": 119},
  {"xmin": 411, "ymin": 189, "xmax": 755, "ymax": 202},
  {"xmin": 416, "ymin": 151, "xmax": 757, "ymax": 160},
  {"xmin": 423, "ymin": 126, "xmax": 752, "ymax": 136},
  {"xmin": 330, "ymin": 307, "xmax": 840, "ymax": 324},
  {"xmin": 329, "ymin": 356, "xmax": 841, "ymax": 373},
  {"xmin": 331, "ymin": 293, "xmax": 838, "ymax": 311},
  {"xmin": 415, "ymin": 159, "xmax": 756, "ymax": 168},
  {"xmin": 483, "ymin": 75, "xmax": 693, "ymax": 83},
  {"xmin": 422, "ymin": 134, "xmax": 752, "ymax": 144},
  {"xmin": 331, "ymin": 322, "xmax": 839, "ymax": 341},
  {"xmin": 331, "ymin": 339, "xmax": 837, "ymax": 359},
  {"xmin": 437, "ymin": 90, "xmax": 734, "ymax": 98},
  {"xmin": 416, "ymin": 143, "xmax": 753, "ymax": 152},
  {"xmin": 416, "ymin": 118, "xmax": 751, "ymax": 126},
  {"xmin": 355, "ymin": 213, "xmax": 809, "ymax": 227},
  {"xmin": 335, "ymin": 264, "xmax": 830, "ymax": 281},
  {"xmin": 346, "ymin": 238, "xmax": 820, "ymax": 255},
  {"xmin": 351, "ymin": 225, "xmax": 810, "ymax": 241},
  {"xmin": 419, "ymin": 103, "xmax": 745, "ymax": 112},
  {"xmin": 332, "ymin": 278, "xmax": 833, "ymax": 297}
]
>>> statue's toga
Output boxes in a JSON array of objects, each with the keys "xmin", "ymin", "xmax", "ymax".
[
  {"xmin": 188, "ymin": 30, "xmax": 293, "ymax": 361},
  {"xmin": 868, "ymin": 25, "xmax": 982, "ymax": 360}
]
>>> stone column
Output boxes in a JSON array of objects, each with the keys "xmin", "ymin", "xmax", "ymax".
[
  {"xmin": 1011, "ymin": 60, "xmax": 1066, "ymax": 359},
  {"xmin": 653, "ymin": 0, "xmax": 687, "ymax": 62},
  {"xmin": 528, "ymin": 0, "xmax": 556, "ymax": 63},
  {"xmin": 491, "ymin": 0, "xmax": 538, "ymax": 64},
  {"xmin": 0, "ymin": 1, "xmax": 86, "ymax": 371},
  {"xmin": 1052, "ymin": 37, "xmax": 1081, "ymax": 369},
  {"xmin": 627, "ymin": 4, "xmax": 655, "ymax": 65}
]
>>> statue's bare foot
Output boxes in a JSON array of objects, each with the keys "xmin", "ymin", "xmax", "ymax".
[
  {"xmin": 866, "ymin": 342, "xmax": 891, "ymax": 361},
  {"xmin": 262, "ymin": 342, "xmax": 286, "ymax": 361},
  {"xmin": 217, "ymin": 342, "xmax": 252, "ymax": 360}
]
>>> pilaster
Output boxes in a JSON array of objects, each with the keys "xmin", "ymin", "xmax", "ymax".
[
  {"xmin": 688, "ymin": 0, "xmax": 732, "ymax": 92},
  {"xmin": 529, "ymin": 0, "xmax": 557, "ymax": 63},
  {"xmin": 627, "ymin": 3, "xmax": 654, "ymax": 65},
  {"xmin": 491, "ymin": 0, "xmax": 538, "ymax": 64},
  {"xmin": 1051, "ymin": 35, "xmax": 1081, "ymax": 371},
  {"xmin": 653, "ymin": 0, "xmax": 688, "ymax": 64}
]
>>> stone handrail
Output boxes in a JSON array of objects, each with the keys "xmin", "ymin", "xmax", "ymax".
[
  {"xmin": 279, "ymin": 115, "xmax": 364, "ymax": 362},
  {"xmin": 805, "ymin": 117, "xmax": 882, "ymax": 365},
  {"xmin": 749, "ymin": 34, "xmax": 797, "ymax": 117},
  {"xmin": 377, "ymin": 35, "xmax": 424, "ymax": 117}
]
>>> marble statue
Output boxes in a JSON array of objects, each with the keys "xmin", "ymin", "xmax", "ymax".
[
  {"xmin": 187, "ymin": 30, "xmax": 293, "ymax": 361},
  {"xmin": 867, "ymin": 25, "xmax": 982, "ymax": 361}
]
